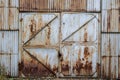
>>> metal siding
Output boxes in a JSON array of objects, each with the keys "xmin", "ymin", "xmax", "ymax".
[
  {"xmin": 0, "ymin": 0, "xmax": 119, "ymax": 79},
  {"xmin": 101, "ymin": 0, "xmax": 120, "ymax": 79},
  {"xmin": 0, "ymin": 31, "xmax": 18, "ymax": 54},
  {"xmin": 0, "ymin": 0, "xmax": 8, "ymax": 7},
  {"xmin": 102, "ymin": 57, "xmax": 118, "ymax": 79},
  {"xmin": 0, "ymin": 55, "xmax": 11, "ymax": 76},
  {"xmin": 0, "ymin": 8, "xmax": 19, "ymax": 30},
  {"xmin": 0, "ymin": 55, "xmax": 18, "ymax": 77},
  {"xmin": 87, "ymin": 0, "xmax": 100, "ymax": 12},
  {"xmin": 0, "ymin": 0, "xmax": 19, "ymax": 7},
  {"xmin": 102, "ymin": 0, "xmax": 120, "ymax": 10},
  {"xmin": 0, "ymin": 31, "xmax": 18, "ymax": 76},
  {"xmin": 10, "ymin": 55, "xmax": 18, "ymax": 76},
  {"xmin": 102, "ymin": 34, "xmax": 119, "ymax": 56},
  {"xmin": 19, "ymin": 0, "xmax": 100, "ymax": 12},
  {"xmin": 102, "ymin": 10, "xmax": 120, "ymax": 32},
  {"xmin": 118, "ymin": 56, "xmax": 120, "ymax": 78}
]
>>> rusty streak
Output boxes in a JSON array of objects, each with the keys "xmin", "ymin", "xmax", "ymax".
[
  {"xmin": 23, "ymin": 16, "xmax": 58, "ymax": 46},
  {"xmin": 62, "ymin": 16, "xmax": 96, "ymax": 42},
  {"xmin": 23, "ymin": 48, "xmax": 56, "ymax": 76}
]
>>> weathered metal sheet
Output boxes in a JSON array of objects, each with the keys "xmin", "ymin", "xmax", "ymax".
[
  {"xmin": 102, "ymin": 0, "xmax": 120, "ymax": 10},
  {"xmin": 102, "ymin": 57, "xmax": 118, "ymax": 79},
  {"xmin": 60, "ymin": 13, "xmax": 100, "ymax": 77},
  {"xmin": 87, "ymin": 0, "xmax": 100, "ymax": 12},
  {"xmin": 21, "ymin": 13, "xmax": 60, "ymax": 47},
  {"xmin": 102, "ymin": 10, "xmax": 120, "ymax": 32},
  {"xmin": 0, "ymin": 55, "xmax": 18, "ymax": 76},
  {"xmin": 19, "ymin": 48, "xmax": 58, "ymax": 77},
  {"xmin": 102, "ymin": 34, "xmax": 120, "ymax": 56},
  {"xmin": 19, "ymin": 0, "xmax": 100, "ymax": 12},
  {"xmin": 0, "ymin": 0, "xmax": 19, "ymax": 7},
  {"xmin": 0, "ymin": 55, "xmax": 10, "ymax": 76},
  {"xmin": 60, "ymin": 46, "xmax": 71, "ymax": 76},
  {"xmin": 0, "ymin": 0, "xmax": 8, "ymax": 7},
  {"xmin": 0, "ymin": 31, "xmax": 18, "ymax": 76},
  {"xmin": 61, "ymin": 13, "xmax": 99, "ymax": 42},
  {"xmin": 0, "ymin": 31, "xmax": 18, "ymax": 54},
  {"xmin": 60, "ymin": 44, "xmax": 99, "ymax": 77},
  {"xmin": 9, "ymin": 0, "xmax": 19, "ymax": 7},
  {"xmin": 118, "ymin": 56, "xmax": 120, "ymax": 79},
  {"xmin": 0, "ymin": 8, "xmax": 19, "ymax": 30}
]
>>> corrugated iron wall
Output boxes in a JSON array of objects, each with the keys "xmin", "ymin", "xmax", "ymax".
[
  {"xmin": 101, "ymin": 0, "xmax": 120, "ymax": 79},
  {"xmin": 0, "ymin": 0, "xmax": 120, "ymax": 79},
  {"xmin": 0, "ymin": 0, "xmax": 19, "ymax": 77},
  {"xmin": 19, "ymin": 0, "xmax": 100, "ymax": 12}
]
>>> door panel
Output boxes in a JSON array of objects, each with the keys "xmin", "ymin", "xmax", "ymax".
[
  {"xmin": 61, "ymin": 14, "xmax": 98, "ymax": 42},
  {"xmin": 60, "ymin": 13, "xmax": 100, "ymax": 77},
  {"xmin": 19, "ymin": 13, "xmax": 100, "ymax": 77},
  {"xmin": 19, "ymin": 13, "xmax": 60, "ymax": 77},
  {"xmin": 60, "ymin": 44, "xmax": 98, "ymax": 77},
  {"xmin": 21, "ymin": 13, "xmax": 59, "ymax": 46},
  {"xmin": 19, "ymin": 50, "xmax": 56, "ymax": 77}
]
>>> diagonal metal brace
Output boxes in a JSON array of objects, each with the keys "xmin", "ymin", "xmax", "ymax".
[
  {"xmin": 23, "ymin": 48, "xmax": 56, "ymax": 76},
  {"xmin": 62, "ymin": 16, "xmax": 96, "ymax": 42},
  {"xmin": 23, "ymin": 16, "xmax": 58, "ymax": 46}
]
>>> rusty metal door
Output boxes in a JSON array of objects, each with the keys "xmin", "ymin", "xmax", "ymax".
[
  {"xmin": 19, "ymin": 13, "xmax": 100, "ymax": 78},
  {"xmin": 19, "ymin": 13, "xmax": 60, "ymax": 77},
  {"xmin": 60, "ymin": 13, "xmax": 100, "ymax": 77}
]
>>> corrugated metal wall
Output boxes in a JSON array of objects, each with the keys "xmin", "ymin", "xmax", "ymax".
[
  {"xmin": 0, "ymin": 0, "xmax": 19, "ymax": 77},
  {"xmin": 101, "ymin": 0, "xmax": 120, "ymax": 79},
  {"xmin": 19, "ymin": 0, "xmax": 100, "ymax": 12},
  {"xmin": 0, "ymin": 0, "xmax": 120, "ymax": 79}
]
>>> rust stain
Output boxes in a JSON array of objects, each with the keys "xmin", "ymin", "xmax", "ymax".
[
  {"xmin": 84, "ymin": 28, "xmax": 88, "ymax": 42},
  {"xmin": 84, "ymin": 61, "xmax": 92, "ymax": 73},
  {"xmin": 84, "ymin": 47, "xmax": 90, "ymax": 58},
  {"xmin": 73, "ymin": 60, "xmax": 92, "ymax": 75},
  {"xmin": 73, "ymin": 47, "xmax": 93, "ymax": 75},
  {"xmin": 20, "ymin": 18, "xmax": 23, "ymax": 22},
  {"xmin": 29, "ymin": 19, "xmax": 36, "ymax": 35},
  {"xmin": 97, "ymin": 63, "xmax": 101, "ymax": 76},
  {"xmin": 52, "ymin": 65, "xmax": 58, "ymax": 72},
  {"xmin": 61, "ymin": 61, "xmax": 69, "ymax": 75},
  {"xmin": 19, "ymin": 59, "xmax": 54, "ymax": 77},
  {"xmin": 19, "ymin": 0, "xmax": 87, "ymax": 11},
  {"xmin": 46, "ymin": 25, "xmax": 51, "ymax": 45},
  {"xmin": 8, "ymin": 9, "xmax": 14, "ymax": 29},
  {"xmin": 73, "ymin": 59, "xmax": 83, "ymax": 75},
  {"xmin": 107, "ymin": 11, "xmax": 111, "ymax": 32},
  {"xmin": 60, "ymin": 47, "xmax": 70, "ymax": 75}
]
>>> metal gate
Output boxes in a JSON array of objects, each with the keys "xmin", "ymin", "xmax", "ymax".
[{"xmin": 19, "ymin": 13, "xmax": 100, "ymax": 78}]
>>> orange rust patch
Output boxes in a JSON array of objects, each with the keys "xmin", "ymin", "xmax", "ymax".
[
  {"xmin": 19, "ymin": 59, "xmax": 54, "ymax": 77},
  {"xmin": 29, "ymin": 19, "xmax": 36, "ymax": 35},
  {"xmin": 61, "ymin": 61, "xmax": 69, "ymax": 75},
  {"xmin": 84, "ymin": 47, "xmax": 90, "ymax": 58},
  {"xmin": 84, "ymin": 29, "xmax": 88, "ymax": 42}
]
